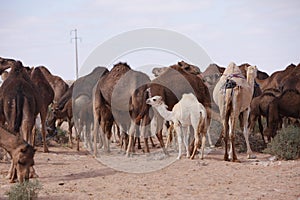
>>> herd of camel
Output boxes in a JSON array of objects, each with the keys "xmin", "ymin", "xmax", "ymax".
[{"xmin": 0, "ymin": 56, "xmax": 299, "ymax": 183}]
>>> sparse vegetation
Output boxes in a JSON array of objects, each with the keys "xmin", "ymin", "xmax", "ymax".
[
  {"xmin": 5, "ymin": 179, "xmax": 42, "ymax": 200},
  {"xmin": 263, "ymin": 126, "xmax": 300, "ymax": 160}
]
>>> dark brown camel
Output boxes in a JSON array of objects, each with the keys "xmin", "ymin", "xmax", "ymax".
[
  {"xmin": 265, "ymin": 89, "xmax": 300, "ymax": 139},
  {"xmin": 92, "ymin": 62, "xmax": 156, "ymax": 157},
  {"xmin": 0, "ymin": 58, "xmax": 53, "ymax": 153},
  {"xmin": 38, "ymin": 66, "xmax": 69, "ymax": 103},
  {"xmin": 0, "ymin": 60, "xmax": 38, "ymax": 147},
  {"xmin": 256, "ymin": 63, "xmax": 296, "ymax": 91},
  {"xmin": 248, "ymin": 89, "xmax": 281, "ymax": 143},
  {"xmin": 148, "ymin": 62, "xmax": 213, "ymax": 151},
  {"xmin": 30, "ymin": 67, "xmax": 54, "ymax": 152},
  {"xmin": 279, "ymin": 63, "xmax": 300, "ymax": 93},
  {"xmin": 47, "ymin": 98, "xmax": 75, "ymax": 148},
  {"xmin": 0, "ymin": 125, "xmax": 35, "ymax": 183}
]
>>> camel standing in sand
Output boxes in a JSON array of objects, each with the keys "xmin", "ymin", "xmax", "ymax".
[
  {"xmin": 147, "ymin": 93, "xmax": 207, "ymax": 160},
  {"xmin": 39, "ymin": 66, "xmax": 69, "ymax": 103},
  {"xmin": 0, "ymin": 126, "xmax": 35, "ymax": 183},
  {"xmin": 213, "ymin": 62, "xmax": 257, "ymax": 161}
]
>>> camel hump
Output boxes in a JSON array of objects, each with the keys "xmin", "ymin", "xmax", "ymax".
[{"xmin": 182, "ymin": 93, "xmax": 198, "ymax": 102}]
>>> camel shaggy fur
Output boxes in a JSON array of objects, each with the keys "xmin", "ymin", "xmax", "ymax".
[
  {"xmin": 147, "ymin": 93, "xmax": 207, "ymax": 160},
  {"xmin": 213, "ymin": 62, "xmax": 257, "ymax": 161}
]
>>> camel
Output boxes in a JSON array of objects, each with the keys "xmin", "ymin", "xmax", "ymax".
[
  {"xmin": 149, "ymin": 63, "xmax": 214, "ymax": 152},
  {"xmin": 0, "ymin": 59, "xmax": 53, "ymax": 152},
  {"xmin": 38, "ymin": 66, "xmax": 69, "ymax": 103},
  {"xmin": 265, "ymin": 89, "xmax": 300, "ymax": 139},
  {"xmin": 92, "ymin": 62, "xmax": 157, "ymax": 157},
  {"xmin": 256, "ymin": 63, "xmax": 296, "ymax": 91},
  {"xmin": 146, "ymin": 93, "xmax": 207, "ymax": 160},
  {"xmin": 0, "ymin": 126, "xmax": 35, "ymax": 183},
  {"xmin": 30, "ymin": 67, "xmax": 55, "ymax": 152},
  {"xmin": 248, "ymin": 89, "xmax": 281, "ymax": 143},
  {"xmin": 213, "ymin": 62, "xmax": 257, "ymax": 161},
  {"xmin": 48, "ymin": 67, "xmax": 109, "ymax": 151},
  {"xmin": 0, "ymin": 60, "xmax": 38, "ymax": 146},
  {"xmin": 152, "ymin": 61, "xmax": 201, "ymax": 77}
]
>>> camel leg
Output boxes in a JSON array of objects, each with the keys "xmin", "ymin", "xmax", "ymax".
[
  {"xmin": 68, "ymin": 119, "xmax": 73, "ymax": 148},
  {"xmin": 200, "ymin": 132, "xmax": 206, "ymax": 159},
  {"xmin": 6, "ymin": 162, "xmax": 14, "ymax": 180},
  {"xmin": 174, "ymin": 123, "xmax": 182, "ymax": 159},
  {"xmin": 40, "ymin": 109, "xmax": 49, "ymax": 153},
  {"xmin": 243, "ymin": 109, "xmax": 256, "ymax": 159},
  {"xmin": 222, "ymin": 120, "xmax": 229, "ymax": 161},
  {"xmin": 190, "ymin": 128, "xmax": 199, "ymax": 160},
  {"xmin": 141, "ymin": 118, "xmax": 150, "ymax": 153},
  {"xmin": 29, "ymin": 166, "xmax": 39, "ymax": 178},
  {"xmin": 150, "ymin": 137, "xmax": 156, "ymax": 147},
  {"xmin": 93, "ymin": 121, "xmax": 99, "ymax": 157},
  {"xmin": 126, "ymin": 121, "xmax": 135, "ymax": 157},
  {"xmin": 182, "ymin": 126, "xmax": 190, "ymax": 158},
  {"xmin": 229, "ymin": 117, "xmax": 239, "ymax": 162}
]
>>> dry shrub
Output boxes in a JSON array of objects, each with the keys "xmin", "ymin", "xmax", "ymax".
[{"xmin": 263, "ymin": 126, "xmax": 300, "ymax": 160}]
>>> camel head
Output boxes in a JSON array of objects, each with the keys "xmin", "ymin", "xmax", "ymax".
[
  {"xmin": 0, "ymin": 57, "xmax": 16, "ymax": 74},
  {"xmin": 13, "ymin": 142, "xmax": 36, "ymax": 183},
  {"xmin": 246, "ymin": 65, "xmax": 258, "ymax": 80},
  {"xmin": 146, "ymin": 95, "xmax": 164, "ymax": 107}
]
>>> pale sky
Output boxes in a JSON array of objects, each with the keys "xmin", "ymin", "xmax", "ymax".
[{"xmin": 1, "ymin": 0, "xmax": 299, "ymax": 80}]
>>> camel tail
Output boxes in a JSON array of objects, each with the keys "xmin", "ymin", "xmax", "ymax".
[
  {"xmin": 15, "ymin": 88, "xmax": 24, "ymax": 132},
  {"xmin": 224, "ymin": 88, "xmax": 233, "ymax": 124},
  {"xmin": 197, "ymin": 108, "xmax": 207, "ymax": 136}
]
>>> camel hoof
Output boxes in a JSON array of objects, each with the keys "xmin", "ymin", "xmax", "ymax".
[
  {"xmin": 6, "ymin": 174, "xmax": 11, "ymax": 180},
  {"xmin": 30, "ymin": 173, "xmax": 39, "ymax": 178},
  {"xmin": 233, "ymin": 159, "xmax": 241, "ymax": 163},
  {"xmin": 210, "ymin": 145, "xmax": 215, "ymax": 148},
  {"xmin": 247, "ymin": 154, "xmax": 257, "ymax": 159}
]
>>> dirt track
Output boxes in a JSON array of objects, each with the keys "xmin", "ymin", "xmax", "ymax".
[{"xmin": 1, "ymin": 141, "xmax": 299, "ymax": 200}]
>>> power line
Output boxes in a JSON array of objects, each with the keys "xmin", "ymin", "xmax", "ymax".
[{"xmin": 70, "ymin": 29, "xmax": 81, "ymax": 80}]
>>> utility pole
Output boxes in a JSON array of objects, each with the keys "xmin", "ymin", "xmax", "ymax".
[{"xmin": 71, "ymin": 29, "xmax": 81, "ymax": 80}]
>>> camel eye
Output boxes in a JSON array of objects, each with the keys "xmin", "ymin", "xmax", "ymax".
[{"xmin": 153, "ymin": 99, "xmax": 156, "ymax": 102}]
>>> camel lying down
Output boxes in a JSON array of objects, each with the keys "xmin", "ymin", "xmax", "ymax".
[
  {"xmin": 147, "ymin": 93, "xmax": 208, "ymax": 160},
  {"xmin": 0, "ymin": 126, "xmax": 36, "ymax": 183}
]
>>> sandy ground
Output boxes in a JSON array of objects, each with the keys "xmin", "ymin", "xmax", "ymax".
[{"xmin": 1, "ymin": 140, "xmax": 300, "ymax": 200}]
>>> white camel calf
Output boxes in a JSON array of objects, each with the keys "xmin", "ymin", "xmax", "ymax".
[{"xmin": 146, "ymin": 93, "xmax": 208, "ymax": 159}]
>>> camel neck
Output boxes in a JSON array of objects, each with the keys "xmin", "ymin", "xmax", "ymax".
[
  {"xmin": 247, "ymin": 73, "xmax": 256, "ymax": 89},
  {"xmin": 0, "ymin": 126, "xmax": 20, "ymax": 154},
  {"xmin": 153, "ymin": 104, "xmax": 173, "ymax": 121}
]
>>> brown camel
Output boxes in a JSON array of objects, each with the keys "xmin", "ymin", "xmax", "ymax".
[
  {"xmin": 213, "ymin": 62, "xmax": 257, "ymax": 161},
  {"xmin": 0, "ymin": 60, "xmax": 38, "ymax": 146},
  {"xmin": 0, "ymin": 59, "xmax": 53, "ymax": 153},
  {"xmin": 152, "ymin": 61, "xmax": 201, "ymax": 77},
  {"xmin": 38, "ymin": 66, "xmax": 69, "ymax": 103},
  {"xmin": 279, "ymin": 63, "xmax": 300, "ymax": 93},
  {"xmin": 92, "ymin": 62, "xmax": 155, "ymax": 157},
  {"xmin": 248, "ymin": 89, "xmax": 281, "ymax": 143},
  {"xmin": 30, "ymin": 67, "xmax": 55, "ymax": 152},
  {"xmin": 265, "ymin": 89, "xmax": 300, "ymax": 139},
  {"xmin": 148, "ymin": 62, "xmax": 213, "ymax": 151},
  {"xmin": 0, "ymin": 126, "xmax": 35, "ymax": 183},
  {"xmin": 256, "ymin": 63, "xmax": 296, "ymax": 91}
]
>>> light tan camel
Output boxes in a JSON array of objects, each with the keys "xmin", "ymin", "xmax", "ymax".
[{"xmin": 213, "ymin": 62, "xmax": 257, "ymax": 161}]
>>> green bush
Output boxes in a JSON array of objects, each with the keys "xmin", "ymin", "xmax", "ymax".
[
  {"xmin": 5, "ymin": 179, "xmax": 42, "ymax": 200},
  {"xmin": 263, "ymin": 126, "xmax": 300, "ymax": 160}
]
